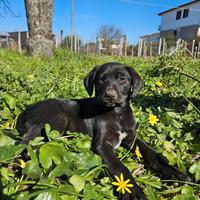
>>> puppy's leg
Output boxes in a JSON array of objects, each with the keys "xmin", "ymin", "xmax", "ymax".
[
  {"xmin": 92, "ymin": 141, "xmax": 147, "ymax": 200},
  {"xmin": 122, "ymin": 137, "xmax": 191, "ymax": 181},
  {"xmin": 16, "ymin": 125, "xmax": 44, "ymax": 144}
]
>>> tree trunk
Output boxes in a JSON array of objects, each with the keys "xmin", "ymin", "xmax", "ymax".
[{"xmin": 24, "ymin": 0, "xmax": 54, "ymax": 56}]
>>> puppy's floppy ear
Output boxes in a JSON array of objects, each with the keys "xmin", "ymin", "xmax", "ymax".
[
  {"xmin": 84, "ymin": 66, "xmax": 99, "ymax": 96},
  {"xmin": 126, "ymin": 66, "xmax": 144, "ymax": 97}
]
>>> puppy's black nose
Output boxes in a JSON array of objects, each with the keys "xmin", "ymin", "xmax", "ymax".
[{"xmin": 105, "ymin": 90, "xmax": 117, "ymax": 99}]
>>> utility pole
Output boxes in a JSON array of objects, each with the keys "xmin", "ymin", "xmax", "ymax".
[{"xmin": 70, "ymin": 0, "xmax": 74, "ymax": 51}]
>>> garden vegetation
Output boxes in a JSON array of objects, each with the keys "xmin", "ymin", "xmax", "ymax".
[{"xmin": 0, "ymin": 49, "xmax": 199, "ymax": 199}]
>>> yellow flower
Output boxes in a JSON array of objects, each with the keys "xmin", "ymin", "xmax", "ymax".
[
  {"xmin": 27, "ymin": 74, "xmax": 34, "ymax": 80},
  {"xmin": 18, "ymin": 159, "xmax": 27, "ymax": 168},
  {"xmin": 112, "ymin": 173, "xmax": 134, "ymax": 194},
  {"xmin": 1, "ymin": 121, "xmax": 11, "ymax": 129},
  {"xmin": 135, "ymin": 146, "xmax": 142, "ymax": 161},
  {"xmin": 155, "ymin": 81, "xmax": 163, "ymax": 87},
  {"xmin": 149, "ymin": 114, "xmax": 159, "ymax": 126}
]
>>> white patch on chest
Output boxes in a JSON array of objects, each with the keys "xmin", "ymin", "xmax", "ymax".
[{"xmin": 114, "ymin": 131, "xmax": 128, "ymax": 149}]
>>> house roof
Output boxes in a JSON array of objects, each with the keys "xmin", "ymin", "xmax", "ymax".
[
  {"xmin": 139, "ymin": 32, "xmax": 160, "ymax": 39},
  {"xmin": 0, "ymin": 32, "xmax": 10, "ymax": 36},
  {"xmin": 158, "ymin": 0, "xmax": 200, "ymax": 16}
]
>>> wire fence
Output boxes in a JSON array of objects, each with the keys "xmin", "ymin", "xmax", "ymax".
[
  {"xmin": 135, "ymin": 38, "xmax": 200, "ymax": 58},
  {"xmin": 1, "ymin": 33, "xmax": 200, "ymax": 58}
]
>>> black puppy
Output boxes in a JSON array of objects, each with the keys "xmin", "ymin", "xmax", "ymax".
[{"xmin": 16, "ymin": 62, "xmax": 189, "ymax": 200}]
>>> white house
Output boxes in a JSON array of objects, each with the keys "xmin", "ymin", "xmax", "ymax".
[
  {"xmin": 158, "ymin": 0, "xmax": 200, "ymax": 41},
  {"xmin": 139, "ymin": 32, "xmax": 160, "ymax": 44}
]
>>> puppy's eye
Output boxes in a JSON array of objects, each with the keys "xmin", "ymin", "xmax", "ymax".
[
  {"xmin": 118, "ymin": 75, "xmax": 126, "ymax": 83},
  {"xmin": 119, "ymin": 76, "xmax": 125, "ymax": 81},
  {"xmin": 98, "ymin": 76, "xmax": 107, "ymax": 82}
]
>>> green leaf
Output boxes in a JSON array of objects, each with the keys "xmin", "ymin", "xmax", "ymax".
[
  {"xmin": 76, "ymin": 139, "xmax": 91, "ymax": 149},
  {"xmin": 145, "ymin": 185, "xmax": 160, "ymax": 200},
  {"xmin": 162, "ymin": 150, "xmax": 176, "ymax": 165},
  {"xmin": 39, "ymin": 142, "xmax": 67, "ymax": 169},
  {"xmin": 35, "ymin": 191, "xmax": 62, "ymax": 200},
  {"xmin": 0, "ymin": 145, "xmax": 25, "ymax": 162},
  {"xmin": 172, "ymin": 193, "xmax": 198, "ymax": 200},
  {"xmin": 1, "ymin": 167, "xmax": 9, "ymax": 180},
  {"xmin": 83, "ymin": 185, "xmax": 101, "ymax": 200},
  {"xmin": 48, "ymin": 130, "xmax": 60, "ymax": 140},
  {"xmin": 77, "ymin": 152, "xmax": 102, "ymax": 170},
  {"xmin": 59, "ymin": 184, "xmax": 76, "ymax": 195},
  {"xmin": 61, "ymin": 195, "xmax": 78, "ymax": 200},
  {"xmin": 163, "ymin": 141, "xmax": 175, "ymax": 151},
  {"xmin": 172, "ymin": 119, "xmax": 182, "ymax": 129},
  {"xmin": 69, "ymin": 175, "xmax": 85, "ymax": 192},
  {"xmin": 189, "ymin": 162, "xmax": 200, "ymax": 181},
  {"xmin": 183, "ymin": 132, "xmax": 194, "ymax": 141},
  {"xmin": 181, "ymin": 186, "xmax": 194, "ymax": 195},
  {"xmin": 49, "ymin": 162, "xmax": 74, "ymax": 178},
  {"xmin": 161, "ymin": 186, "xmax": 182, "ymax": 195},
  {"xmin": 177, "ymin": 159, "xmax": 186, "ymax": 173},
  {"xmin": 0, "ymin": 132, "xmax": 15, "ymax": 146},
  {"xmin": 3, "ymin": 93, "xmax": 16, "ymax": 110},
  {"xmin": 14, "ymin": 107, "xmax": 22, "ymax": 116},
  {"xmin": 29, "ymin": 136, "xmax": 45, "ymax": 146},
  {"xmin": 136, "ymin": 175, "xmax": 162, "ymax": 189},
  {"xmin": 45, "ymin": 123, "xmax": 51, "ymax": 135},
  {"xmin": 22, "ymin": 145, "xmax": 42, "ymax": 178},
  {"xmin": 0, "ymin": 106, "xmax": 11, "ymax": 119},
  {"xmin": 187, "ymin": 103, "xmax": 193, "ymax": 111}
]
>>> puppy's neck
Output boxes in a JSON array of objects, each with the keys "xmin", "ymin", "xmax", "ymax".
[{"xmin": 113, "ymin": 102, "xmax": 130, "ymax": 112}]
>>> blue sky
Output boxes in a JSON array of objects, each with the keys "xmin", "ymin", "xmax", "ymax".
[{"xmin": 0, "ymin": 0, "xmax": 190, "ymax": 44}]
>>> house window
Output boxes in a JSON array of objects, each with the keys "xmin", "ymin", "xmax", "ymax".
[
  {"xmin": 174, "ymin": 30, "xmax": 177, "ymax": 37},
  {"xmin": 183, "ymin": 9, "xmax": 189, "ymax": 18},
  {"xmin": 176, "ymin": 10, "xmax": 182, "ymax": 20}
]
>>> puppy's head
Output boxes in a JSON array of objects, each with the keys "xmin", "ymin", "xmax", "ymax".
[{"xmin": 84, "ymin": 62, "xmax": 143, "ymax": 107}]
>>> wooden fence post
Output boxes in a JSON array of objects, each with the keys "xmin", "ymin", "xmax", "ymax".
[
  {"xmin": 18, "ymin": 32, "xmax": 21, "ymax": 53},
  {"xmin": 131, "ymin": 45, "xmax": 134, "ymax": 57},
  {"xmin": 158, "ymin": 38, "xmax": 162, "ymax": 55},
  {"xmin": 192, "ymin": 39, "xmax": 195, "ymax": 56},
  {"xmin": 138, "ymin": 39, "xmax": 143, "ymax": 57},
  {"xmin": 74, "ymin": 35, "xmax": 77, "ymax": 53},
  {"xmin": 162, "ymin": 38, "xmax": 166, "ymax": 54},
  {"xmin": 143, "ymin": 41, "xmax": 147, "ymax": 57},
  {"xmin": 137, "ymin": 41, "xmax": 140, "ymax": 56},
  {"xmin": 6, "ymin": 35, "xmax": 9, "ymax": 48},
  {"xmin": 194, "ymin": 46, "xmax": 198, "ymax": 59},
  {"xmin": 150, "ymin": 42, "xmax": 152, "ymax": 57},
  {"xmin": 197, "ymin": 42, "xmax": 200, "ymax": 56},
  {"xmin": 86, "ymin": 42, "xmax": 89, "ymax": 55},
  {"xmin": 124, "ymin": 38, "xmax": 127, "ymax": 57},
  {"xmin": 77, "ymin": 39, "xmax": 80, "ymax": 53}
]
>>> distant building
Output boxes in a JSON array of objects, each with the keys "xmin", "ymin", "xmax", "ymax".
[
  {"xmin": 138, "ymin": 32, "xmax": 160, "ymax": 56},
  {"xmin": 0, "ymin": 33, "xmax": 11, "ymax": 48},
  {"xmin": 0, "ymin": 31, "xmax": 28, "ymax": 50},
  {"xmin": 139, "ymin": 32, "xmax": 160, "ymax": 44},
  {"xmin": 158, "ymin": 0, "xmax": 200, "ymax": 41},
  {"xmin": 8, "ymin": 31, "xmax": 28, "ymax": 49},
  {"xmin": 96, "ymin": 35, "xmax": 127, "ymax": 55}
]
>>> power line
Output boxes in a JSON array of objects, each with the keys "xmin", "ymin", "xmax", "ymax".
[
  {"xmin": 120, "ymin": 0, "xmax": 200, "ymax": 11},
  {"xmin": 120, "ymin": 0, "xmax": 174, "ymax": 8}
]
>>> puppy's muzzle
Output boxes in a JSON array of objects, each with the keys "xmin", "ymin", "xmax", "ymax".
[
  {"xmin": 104, "ymin": 89, "xmax": 117, "ymax": 100},
  {"xmin": 100, "ymin": 89, "xmax": 120, "ymax": 107}
]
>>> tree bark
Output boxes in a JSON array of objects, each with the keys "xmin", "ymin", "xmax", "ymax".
[{"xmin": 24, "ymin": 0, "xmax": 54, "ymax": 56}]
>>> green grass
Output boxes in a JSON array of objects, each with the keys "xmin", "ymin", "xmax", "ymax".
[{"xmin": 0, "ymin": 48, "xmax": 200, "ymax": 199}]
